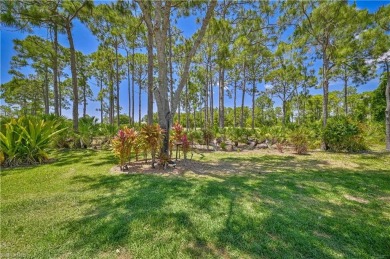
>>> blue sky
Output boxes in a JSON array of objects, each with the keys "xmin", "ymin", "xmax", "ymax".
[{"xmin": 0, "ymin": 1, "xmax": 388, "ymax": 121}]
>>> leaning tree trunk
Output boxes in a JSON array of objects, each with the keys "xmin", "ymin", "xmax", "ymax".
[
  {"xmin": 65, "ymin": 23, "xmax": 79, "ymax": 132},
  {"xmin": 344, "ymin": 66, "xmax": 348, "ymax": 116}
]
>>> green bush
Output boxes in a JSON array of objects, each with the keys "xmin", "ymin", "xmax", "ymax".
[
  {"xmin": 227, "ymin": 128, "xmax": 244, "ymax": 146},
  {"xmin": 0, "ymin": 116, "xmax": 66, "ymax": 166},
  {"xmin": 289, "ymin": 127, "xmax": 311, "ymax": 154},
  {"xmin": 187, "ymin": 130, "xmax": 203, "ymax": 145},
  {"xmin": 201, "ymin": 128, "xmax": 214, "ymax": 148},
  {"xmin": 323, "ymin": 117, "xmax": 367, "ymax": 152}
]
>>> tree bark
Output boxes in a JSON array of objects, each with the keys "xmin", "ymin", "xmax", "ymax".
[{"xmin": 65, "ymin": 23, "xmax": 79, "ymax": 131}]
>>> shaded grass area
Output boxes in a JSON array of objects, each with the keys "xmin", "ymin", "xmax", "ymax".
[{"xmin": 1, "ymin": 149, "xmax": 389, "ymax": 258}]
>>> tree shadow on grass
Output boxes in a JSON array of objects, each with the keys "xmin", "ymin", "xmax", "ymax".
[{"xmin": 56, "ymin": 152, "xmax": 390, "ymax": 258}]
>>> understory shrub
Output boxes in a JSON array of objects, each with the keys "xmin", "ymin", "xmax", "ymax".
[
  {"xmin": 323, "ymin": 117, "xmax": 368, "ymax": 152},
  {"xmin": 289, "ymin": 127, "xmax": 311, "ymax": 154},
  {"xmin": 201, "ymin": 128, "xmax": 214, "ymax": 149}
]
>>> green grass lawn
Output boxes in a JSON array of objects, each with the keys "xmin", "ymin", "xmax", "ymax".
[{"xmin": 1, "ymin": 148, "xmax": 389, "ymax": 258}]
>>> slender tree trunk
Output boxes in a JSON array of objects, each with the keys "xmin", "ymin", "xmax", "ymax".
[
  {"xmin": 385, "ymin": 61, "xmax": 390, "ymax": 151},
  {"xmin": 210, "ymin": 65, "xmax": 214, "ymax": 127},
  {"xmin": 282, "ymin": 100, "xmax": 287, "ymax": 127},
  {"xmin": 44, "ymin": 66, "xmax": 49, "ymax": 114},
  {"xmin": 127, "ymin": 51, "xmax": 132, "ymax": 125},
  {"xmin": 219, "ymin": 67, "xmax": 225, "ymax": 128},
  {"xmin": 169, "ymin": 22, "xmax": 174, "ymax": 126},
  {"xmin": 282, "ymin": 85, "xmax": 287, "ymax": 126},
  {"xmin": 251, "ymin": 79, "xmax": 256, "ymax": 130},
  {"xmin": 100, "ymin": 77, "xmax": 103, "ymax": 124},
  {"xmin": 186, "ymin": 81, "xmax": 189, "ymax": 130},
  {"xmin": 147, "ymin": 28, "xmax": 154, "ymax": 125},
  {"xmin": 58, "ymin": 73, "xmax": 62, "ymax": 116},
  {"xmin": 132, "ymin": 46, "xmax": 136, "ymax": 126},
  {"xmin": 321, "ymin": 48, "xmax": 330, "ymax": 150},
  {"xmin": 204, "ymin": 63, "xmax": 209, "ymax": 129},
  {"xmin": 241, "ymin": 62, "xmax": 246, "ymax": 128},
  {"xmin": 53, "ymin": 24, "xmax": 59, "ymax": 116},
  {"xmin": 344, "ymin": 66, "xmax": 348, "ymax": 115},
  {"xmin": 65, "ymin": 23, "xmax": 79, "ymax": 131},
  {"xmin": 234, "ymin": 79, "xmax": 237, "ymax": 128},
  {"xmin": 115, "ymin": 41, "xmax": 120, "ymax": 127},
  {"xmin": 178, "ymin": 99, "xmax": 181, "ymax": 124},
  {"xmin": 139, "ymin": 65, "xmax": 142, "ymax": 127},
  {"xmin": 109, "ymin": 73, "xmax": 114, "ymax": 126},
  {"xmin": 193, "ymin": 105, "xmax": 196, "ymax": 130},
  {"xmin": 83, "ymin": 82, "xmax": 86, "ymax": 117}
]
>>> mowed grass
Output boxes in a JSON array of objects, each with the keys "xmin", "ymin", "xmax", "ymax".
[{"xmin": 1, "ymin": 148, "xmax": 389, "ymax": 258}]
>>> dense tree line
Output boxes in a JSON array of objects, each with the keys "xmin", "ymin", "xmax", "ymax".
[{"xmin": 1, "ymin": 1, "xmax": 389, "ymax": 153}]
